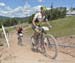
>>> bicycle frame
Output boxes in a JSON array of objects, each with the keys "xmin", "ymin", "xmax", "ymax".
[{"xmin": 31, "ymin": 26, "xmax": 58, "ymax": 59}]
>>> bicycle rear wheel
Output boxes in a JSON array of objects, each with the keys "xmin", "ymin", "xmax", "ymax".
[
  {"xmin": 44, "ymin": 34, "xmax": 58, "ymax": 59},
  {"xmin": 18, "ymin": 36, "xmax": 22, "ymax": 45}
]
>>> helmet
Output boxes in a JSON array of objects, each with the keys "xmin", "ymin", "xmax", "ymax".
[
  {"xmin": 40, "ymin": 6, "xmax": 47, "ymax": 11},
  {"xmin": 36, "ymin": 6, "xmax": 47, "ymax": 12}
]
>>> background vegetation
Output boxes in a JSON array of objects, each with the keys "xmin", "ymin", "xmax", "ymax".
[
  {"xmin": 26, "ymin": 16, "xmax": 75, "ymax": 37},
  {"xmin": 0, "ymin": 7, "xmax": 66, "ymax": 27}
]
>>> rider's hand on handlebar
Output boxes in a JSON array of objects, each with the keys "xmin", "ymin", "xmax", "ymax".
[
  {"xmin": 49, "ymin": 25, "xmax": 52, "ymax": 29},
  {"xmin": 35, "ymin": 26, "xmax": 41, "ymax": 33},
  {"xmin": 35, "ymin": 26, "xmax": 39, "ymax": 29}
]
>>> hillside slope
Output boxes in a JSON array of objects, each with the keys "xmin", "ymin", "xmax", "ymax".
[{"xmin": 48, "ymin": 16, "xmax": 75, "ymax": 37}]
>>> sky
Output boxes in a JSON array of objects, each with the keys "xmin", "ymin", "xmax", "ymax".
[{"xmin": 0, "ymin": 0, "xmax": 75, "ymax": 17}]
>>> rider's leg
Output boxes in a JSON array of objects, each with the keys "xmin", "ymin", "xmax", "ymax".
[
  {"xmin": 18, "ymin": 33, "xmax": 23, "ymax": 45},
  {"xmin": 40, "ymin": 34, "xmax": 46, "ymax": 53},
  {"xmin": 33, "ymin": 31, "xmax": 40, "ymax": 51}
]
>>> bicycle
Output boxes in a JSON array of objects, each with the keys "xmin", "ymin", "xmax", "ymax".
[
  {"xmin": 31, "ymin": 26, "xmax": 58, "ymax": 59},
  {"xmin": 18, "ymin": 33, "xmax": 23, "ymax": 46}
]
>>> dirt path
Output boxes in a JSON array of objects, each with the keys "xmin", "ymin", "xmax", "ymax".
[{"xmin": 0, "ymin": 31, "xmax": 75, "ymax": 63}]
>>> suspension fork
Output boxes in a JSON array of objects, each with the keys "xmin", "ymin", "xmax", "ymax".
[{"xmin": 39, "ymin": 33, "xmax": 45, "ymax": 48}]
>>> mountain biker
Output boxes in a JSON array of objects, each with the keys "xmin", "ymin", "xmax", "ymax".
[
  {"xmin": 32, "ymin": 6, "xmax": 52, "ymax": 51},
  {"xmin": 17, "ymin": 26, "xmax": 23, "ymax": 45},
  {"xmin": 17, "ymin": 26, "xmax": 23, "ymax": 35}
]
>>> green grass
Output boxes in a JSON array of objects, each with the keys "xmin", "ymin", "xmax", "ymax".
[
  {"xmin": 0, "ymin": 23, "xmax": 29, "ymax": 32},
  {"xmin": 49, "ymin": 16, "xmax": 75, "ymax": 37},
  {"xmin": 0, "ymin": 16, "xmax": 75, "ymax": 37},
  {"xmin": 26, "ymin": 16, "xmax": 75, "ymax": 37}
]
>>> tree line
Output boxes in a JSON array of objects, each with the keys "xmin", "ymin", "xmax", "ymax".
[
  {"xmin": 0, "ymin": 17, "xmax": 28, "ymax": 28},
  {"xmin": 28, "ymin": 7, "xmax": 67, "ymax": 23},
  {"xmin": 0, "ymin": 7, "xmax": 67, "ymax": 28}
]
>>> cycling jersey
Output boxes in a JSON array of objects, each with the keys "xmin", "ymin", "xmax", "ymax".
[
  {"xmin": 17, "ymin": 27, "xmax": 23, "ymax": 34},
  {"xmin": 33, "ymin": 12, "xmax": 47, "ymax": 26},
  {"xmin": 34, "ymin": 12, "xmax": 45, "ymax": 22}
]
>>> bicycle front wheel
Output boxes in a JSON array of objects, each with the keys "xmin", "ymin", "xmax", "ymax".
[{"xmin": 44, "ymin": 34, "xmax": 58, "ymax": 59}]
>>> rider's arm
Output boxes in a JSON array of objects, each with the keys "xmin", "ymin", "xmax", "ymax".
[
  {"xmin": 45, "ymin": 18, "xmax": 52, "ymax": 29},
  {"xmin": 32, "ymin": 13, "xmax": 38, "ymax": 27},
  {"xmin": 32, "ymin": 19, "xmax": 36, "ymax": 27}
]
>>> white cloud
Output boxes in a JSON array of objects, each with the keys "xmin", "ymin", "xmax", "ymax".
[
  {"xmin": 5, "ymin": 7, "xmax": 24, "ymax": 17},
  {"xmin": 0, "ymin": 2, "xmax": 5, "ymax": 6},
  {"xmin": 0, "ymin": 10, "xmax": 8, "ymax": 16},
  {"xmin": 33, "ymin": 5, "xmax": 42, "ymax": 11},
  {"xmin": 0, "ymin": 11, "xmax": 8, "ymax": 14},
  {"xmin": 0, "ymin": 1, "xmax": 36, "ymax": 17},
  {"xmin": 11, "ymin": 6, "xmax": 23, "ymax": 13},
  {"xmin": 5, "ymin": 6, "xmax": 13, "ymax": 11},
  {"xmin": 0, "ymin": 2, "xmax": 32, "ymax": 17},
  {"xmin": 38, "ymin": 0, "xmax": 43, "ymax": 2},
  {"xmin": 0, "ymin": 2, "xmax": 49, "ymax": 17}
]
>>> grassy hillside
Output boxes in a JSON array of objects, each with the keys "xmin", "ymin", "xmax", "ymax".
[
  {"xmin": 26, "ymin": 16, "xmax": 75, "ymax": 37},
  {"xmin": 49, "ymin": 16, "xmax": 75, "ymax": 37},
  {"xmin": 0, "ymin": 16, "xmax": 75, "ymax": 37}
]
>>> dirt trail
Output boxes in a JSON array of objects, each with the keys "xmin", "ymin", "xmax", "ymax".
[{"xmin": 0, "ymin": 31, "xmax": 75, "ymax": 63}]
